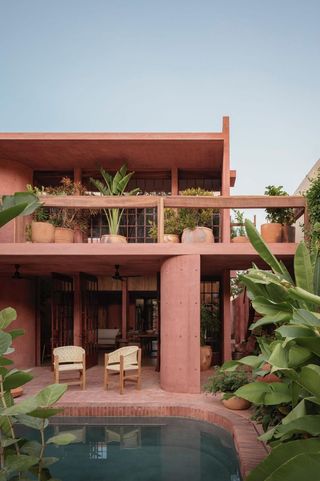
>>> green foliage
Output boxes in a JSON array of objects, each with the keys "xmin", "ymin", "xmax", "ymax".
[
  {"xmin": 231, "ymin": 209, "xmax": 246, "ymax": 238},
  {"xmin": 148, "ymin": 208, "xmax": 182, "ymax": 239},
  {"xmin": 46, "ymin": 177, "xmax": 95, "ymax": 232},
  {"xmin": 0, "ymin": 307, "xmax": 74, "ymax": 480},
  {"xmin": 204, "ymin": 367, "xmax": 249, "ymax": 398},
  {"xmin": 178, "ymin": 188, "xmax": 217, "ymax": 230},
  {"xmin": 200, "ymin": 304, "xmax": 220, "ymax": 346},
  {"xmin": 305, "ymin": 169, "xmax": 320, "ymax": 248},
  {"xmin": 90, "ymin": 165, "xmax": 139, "ymax": 235},
  {"xmin": 264, "ymin": 185, "xmax": 295, "ymax": 225},
  {"xmin": 233, "ymin": 220, "xmax": 320, "ymax": 480},
  {"xmin": 0, "ymin": 192, "xmax": 41, "ymax": 228}
]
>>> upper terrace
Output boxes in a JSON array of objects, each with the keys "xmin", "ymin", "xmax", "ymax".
[{"xmin": 0, "ymin": 194, "xmax": 306, "ymax": 277}]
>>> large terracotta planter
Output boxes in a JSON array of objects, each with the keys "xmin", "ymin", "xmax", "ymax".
[
  {"xmin": 11, "ymin": 387, "xmax": 23, "ymax": 398},
  {"xmin": 282, "ymin": 225, "xmax": 295, "ymax": 243},
  {"xmin": 231, "ymin": 236, "xmax": 249, "ymax": 243},
  {"xmin": 31, "ymin": 221, "xmax": 55, "ymax": 243},
  {"xmin": 222, "ymin": 396, "xmax": 251, "ymax": 410},
  {"xmin": 101, "ymin": 234, "xmax": 127, "ymax": 243},
  {"xmin": 200, "ymin": 345, "xmax": 213, "ymax": 371},
  {"xmin": 164, "ymin": 234, "xmax": 180, "ymax": 243},
  {"xmin": 182, "ymin": 227, "xmax": 214, "ymax": 244},
  {"xmin": 55, "ymin": 227, "xmax": 74, "ymax": 243},
  {"xmin": 261, "ymin": 223, "xmax": 282, "ymax": 242}
]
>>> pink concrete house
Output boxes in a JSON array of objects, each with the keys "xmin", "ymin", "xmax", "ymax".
[{"xmin": 0, "ymin": 117, "xmax": 303, "ymax": 394}]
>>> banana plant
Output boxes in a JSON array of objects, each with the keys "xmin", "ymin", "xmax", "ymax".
[
  {"xmin": 90, "ymin": 165, "xmax": 140, "ymax": 236},
  {"xmin": 221, "ymin": 221, "xmax": 320, "ymax": 481},
  {"xmin": 0, "ymin": 192, "xmax": 41, "ymax": 228}
]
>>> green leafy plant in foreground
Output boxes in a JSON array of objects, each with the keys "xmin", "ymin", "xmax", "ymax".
[
  {"xmin": 221, "ymin": 220, "xmax": 320, "ymax": 481},
  {"xmin": 0, "ymin": 192, "xmax": 41, "ymax": 228},
  {"xmin": 0, "ymin": 307, "xmax": 74, "ymax": 480}
]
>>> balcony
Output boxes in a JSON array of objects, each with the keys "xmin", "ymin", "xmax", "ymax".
[
  {"xmin": 0, "ymin": 194, "xmax": 304, "ymax": 276},
  {"xmin": 6, "ymin": 193, "xmax": 306, "ymax": 244}
]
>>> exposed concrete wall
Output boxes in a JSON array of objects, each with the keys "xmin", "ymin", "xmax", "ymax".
[
  {"xmin": 160, "ymin": 255, "xmax": 200, "ymax": 393},
  {"xmin": 0, "ymin": 159, "xmax": 33, "ymax": 242},
  {"xmin": 0, "ymin": 277, "xmax": 36, "ymax": 368}
]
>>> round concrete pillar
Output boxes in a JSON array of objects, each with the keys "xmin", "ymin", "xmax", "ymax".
[{"xmin": 160, "ymin": 254, "xmax": 201, "ymax": 393}]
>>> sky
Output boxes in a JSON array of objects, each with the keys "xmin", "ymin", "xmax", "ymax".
[{"xmin": 1, "ymin": 0, "xmax": 319, "ymax": 204}]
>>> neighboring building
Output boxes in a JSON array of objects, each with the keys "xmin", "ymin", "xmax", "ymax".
[
  {"xmin": 0, "ymin": 117, "xmax": 299, "ymax": 393},
  {"xmin": 294, "ymin": 159, "xmax": 320, "ymax": 242}
]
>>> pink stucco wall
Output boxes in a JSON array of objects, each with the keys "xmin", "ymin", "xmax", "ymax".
[
  {"xmin": 160, "ymin": 255, "xmax": 200, "ymax": 393},
  {"xmin": 0, "ymin": 277, "xmax": 36, "ymax": 368},
  {"xmin": 0, "ymin": 159, "xmax": 33, "ymax": 242}
]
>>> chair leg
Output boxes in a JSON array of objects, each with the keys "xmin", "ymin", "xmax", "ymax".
[
  {"xmin": 82, "ymin": 369, "xmax": 86, "ymax": 390},
  {"xmin": 120, "ymin": 370, "xmax": 124, "ymax": 395},
  {"xmin": 104, "ymin": 368, "xmax": 109, "ymax": 390},
  {"xmin": 120, "ymin": 355, "xmax": 124, "ymax": 394},
  {"xmin": 54, "ymin": 367, "xmax": 59, "ymax": 385}
]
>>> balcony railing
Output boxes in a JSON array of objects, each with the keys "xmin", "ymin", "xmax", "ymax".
[{"xmin": 11, "ymin": 194, "xmax": 306, "ymax": 244}]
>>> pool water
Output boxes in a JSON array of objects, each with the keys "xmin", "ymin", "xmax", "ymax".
[{"xmin": 19, "ymin": 417, "xmax": 241, "ymax": 481}]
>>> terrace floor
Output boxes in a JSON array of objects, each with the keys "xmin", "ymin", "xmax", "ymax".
[{"xmin": 21, "ymin": 365, "xmax": 268, "ymax": 479}]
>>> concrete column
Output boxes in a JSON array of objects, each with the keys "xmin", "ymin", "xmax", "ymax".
[
  {"xmin": 222, "ymin": 269, "xmax": 232, "ymax": 361},
  {"xmin": 0, "ymin": 277, "xmax": 36, "ymax": 368},
  {"xmin": 160, "ymin": 255, "xmax": 200, "ymax": 393},
  {"xmin": 0, "ymin": 159, "xmax": 33, "ymax": 243}
]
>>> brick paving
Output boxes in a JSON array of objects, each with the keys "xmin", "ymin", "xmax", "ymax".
[{"xmin": 21, "ymin": 365, "xmax": 268, "ymax": 479}]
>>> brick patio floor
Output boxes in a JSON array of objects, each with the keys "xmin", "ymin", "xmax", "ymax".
[{"xmin": 20, "ymin": 365, "xmax": 268, "ymax": 479}]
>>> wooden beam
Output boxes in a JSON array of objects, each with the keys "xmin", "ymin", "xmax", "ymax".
[
  {"xmin": 121, "ymin": 279, "xmax": 128, "ymax": 341},
  {"xmin": 40, "ymin": 194, "xmax": 306, "ymax": 209},
  {"xmin": 73, "ymin": 273, "xmax": 82, "ymax": 346},
  {"xmin": 40, "ymin": 195, "xmax": 159, "ymax": 208},
  {"xmin": 157, "ymin": 197, "xmax": 164, "ymax": 243},
  {"xmin": 171, "ymin": 167, "xmax": 179, "ymax": 195},
  {"xmin": 165, "ymin": 195, "xmax": 306, "ymax": 209}
]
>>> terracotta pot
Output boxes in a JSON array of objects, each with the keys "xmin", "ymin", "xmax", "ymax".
[
  {"xmin": 257, "ymin": 363, "xmax": 281, "ymax": 383},
  {"xmin": 182, "ymin": 227, "xmax": 214, "ymax": 244},
  {"xmin": 11, "ymin": 387, "xmax": 23, "ymax": 398},
  {"xmin": 261, "ymin": 223, "xmax": 282, "ymax": 243},
  {"xmin": 231, "ymin": 236, "xmax": 249, "ymax": 243},
  {"xmin": 256, "ymin": 373, "xmax": 282, "ymax": 383},
  {"xmin": 222, "ymin": 396, "xmax": 251, "ymax": 410},
  {"xmin": 101, "ymin": 234, "xmax": 127, "ymax": 244},
  {"xmin": 55, "ymin": 227, "xmax": 74, "ymax": 243},
  {"xmin": 31, "ymin": 221, "xmax": 55, "ymax": 243},
  {"xmin": 200, "ymin": 345, "xmax": 213, "ymax": 371},
  {"xmin": 282, "ymin": 225, "xmax": 295, "ymax": 243},
  {"xmin": 164, "ymin": 234, "xmax": 180, "ymax": 243}
]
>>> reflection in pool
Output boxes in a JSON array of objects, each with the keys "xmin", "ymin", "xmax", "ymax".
[{"xmin": 19, "ymin": 417, "xmax": 241, "ymax": 481}]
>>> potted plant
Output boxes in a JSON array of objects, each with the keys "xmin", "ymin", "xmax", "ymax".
[
  {"xmin": 178, "ymin": 188, "xmax": 216, "ymax": 243},
  {"xmin": 231, "ymin": 209, "xmax": 249, "ymax": 243},
  {"xmin": 47, "ymin": 177, "xmax": 92, "ymax": 243},
  {"xmin": 26, "ymin": 185, "xmax": 56, "ymax": 243},
  {"xmin": 149, "ymin": 208, "xmax": 182, "ymax": 243},
  {"xmin": 90, "ymin": 165, "xmax": 139, "ymax": 243},
  {"xmin": 262, "ymin": 185, "xmax": 295, "ymax": 242},
  {"xmin": 205, "ymin": 367, "xmax": 251, "ymax": 410}
]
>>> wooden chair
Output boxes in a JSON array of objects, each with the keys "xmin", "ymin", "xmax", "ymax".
[
  {"xmin": 53, "ymin": 345, "xmax": 86, "ymax": 390},
  {"xmin": 104, "ymin": 346, "xmax": 141, "ymax": 394}
]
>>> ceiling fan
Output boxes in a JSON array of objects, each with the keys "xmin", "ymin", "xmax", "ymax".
[
  {"xmin": 112, "ymin": 264, "xmax": 142, "ymax": 281},
  {"xmin": 12, "ymin": 265, "xmax": 34, "ymax": 280}
]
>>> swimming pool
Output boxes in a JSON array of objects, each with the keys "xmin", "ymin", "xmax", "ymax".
[{"xmin": 19, "ymin": 417, "xmax": 241, "ymax": 481}]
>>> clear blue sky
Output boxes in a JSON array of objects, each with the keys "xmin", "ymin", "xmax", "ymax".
[{"xmin": 1, "ymin": 0, "xmax": 319, "ymax": 201}]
